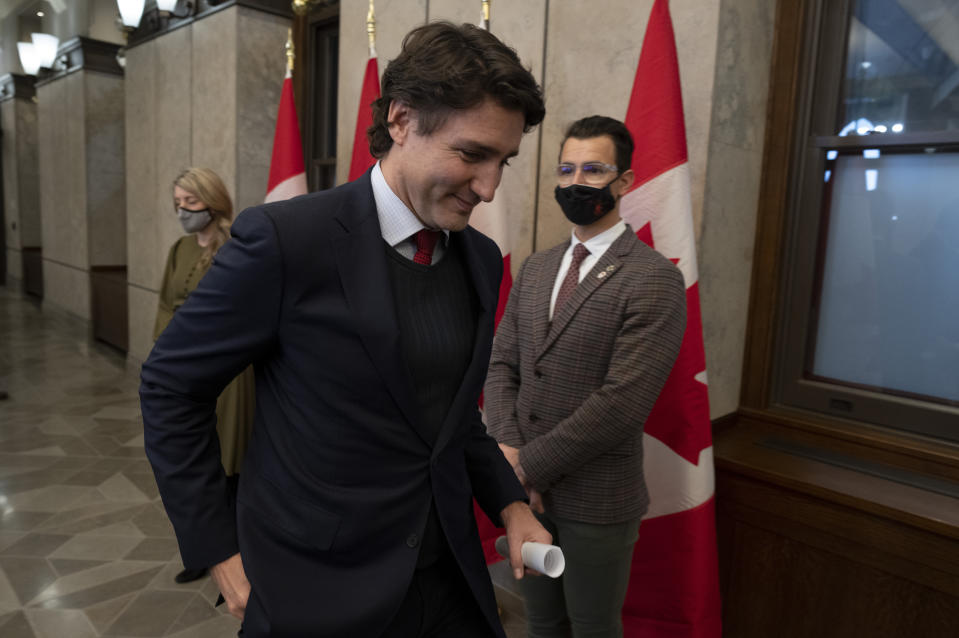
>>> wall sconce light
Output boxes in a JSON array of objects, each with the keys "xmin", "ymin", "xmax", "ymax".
[
  {"xmin": 117, "ymin": 0, "xmax": 146, "ymax": 29},
  {"xmin": 116, "ymin": 0, "xmax": 196, "ymax": 37},
  {"xmin": 31, "ymin": 33, "xmax": 59, "ymax": 69},
  {"xmin": 17, "ymin": 42, "xmax": 41, "ymax": 75},
  {"xmin": 157, "ymin": 0, "xmax": 196, "ymax": 18}
]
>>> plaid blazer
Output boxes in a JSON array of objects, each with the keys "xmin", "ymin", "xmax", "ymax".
[{"xmin": 485, "ymin": 226, "xmax": 686, "ymax": 524}]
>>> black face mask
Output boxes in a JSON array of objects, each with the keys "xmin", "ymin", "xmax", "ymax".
[{"xmin": 554, "ymin": 183, "xmax": 618, "ymax": 226}]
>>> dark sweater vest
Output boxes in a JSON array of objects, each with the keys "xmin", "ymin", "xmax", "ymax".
[{"xmin": 385, "ymin": 238, "xmax": 478, "ymax": 566}]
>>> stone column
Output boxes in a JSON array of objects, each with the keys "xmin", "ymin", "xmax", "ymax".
[
  {"xmin": 125, "ymin": 3, "xmax": 289, "ymax": 363},
  {"xmin": 1, "ymin": 74, "xmax": 40, "ymax": 292},
  {"xmin": 36, "ymin": 37, "xmax": 125, "ymax": 323}
]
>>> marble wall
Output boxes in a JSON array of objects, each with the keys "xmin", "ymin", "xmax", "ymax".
[
  {"xmin": 38, "ymin": 72, "xmax": 90, "ymax": 319},
  {"xmin": 334, "ymin": 0, "xmax": 772, "ymax": 418},
  {"xmin": 698, "ymin": 0, "xmax": 777, "ymax": 417},
  {"xmin": 86, "ymin": 72, "xmax": 127, "ymax": 267},
  {"xmin": 236, "ymin": 9, "xmax": 289, "ymax": 211},
  {"xmin": 124, "ymin": 5, "xmax": 288, "ymax": 363},
  {"xmin": 35, "ymin": 68, "xmax": 126, "ymax": 321},
  {"xmin": 15, "ymin": 98, "xmax": 41, "ymax": 249},
  {"xmin": 2, "ymin": 96, "xmax": 39, "ymax": 284}
]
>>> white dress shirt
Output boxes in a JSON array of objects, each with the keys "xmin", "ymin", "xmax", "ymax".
[
  {"xmin": 370, "ymin": 162, "xmax": 449, "ymax": 263},
  {"xmin": 549, "ymin": 219, "xmax": 627, "ymax": 320}
]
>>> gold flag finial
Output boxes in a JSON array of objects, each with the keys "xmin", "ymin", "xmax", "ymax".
[
  {"xmin": 291, "ymin": 0, "xmax": 310, "ymax": 16},
  {"xmin": 481, "ymin": 0, "xmax": 490, "ymax": 28},
  {"xmin": 285, "ymin": 27, "xmax": 294, "ymax": 72},
  {"xmin": 367, "ymin": 0, "xmax": 376, "ymax": 57}
]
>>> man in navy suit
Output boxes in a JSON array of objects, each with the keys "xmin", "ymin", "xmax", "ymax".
[{"xmin": 141, "ymin": 22, "xmax": 549, "ymax": 638}]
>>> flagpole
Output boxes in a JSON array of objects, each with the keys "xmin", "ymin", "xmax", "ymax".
[
  {"xmin": 348, "ymin": 1, "xmax": 381, "ymax": 180},
  {"xmin": 367, "ymin": 0, "xmax": 377, "ymax": 59},
  {"xmin": 285, "ymin": 27, "xmax": 294, "ymax": 74},
  {"xmin": 480, "ymin": 0, "xmax": 490, "ymax": 30}
]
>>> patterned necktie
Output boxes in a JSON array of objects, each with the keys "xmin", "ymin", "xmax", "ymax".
[
  {"xmin": 413, "ymin": 229, "xmax": 441, "ymax": 265},
  {"xmin": 554, "ymin": 243, "xmax": 590, "ymax": 314}
]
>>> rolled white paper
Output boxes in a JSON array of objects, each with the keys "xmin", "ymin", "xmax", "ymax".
[{"xmin": 494, "ymin": 536, "xmax": 566, "ymax": 578}]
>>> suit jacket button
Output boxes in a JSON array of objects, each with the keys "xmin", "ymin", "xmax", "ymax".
[
  {"xmin": 406, "ymin": 534, "xmax": 419, "ymax": 548},
  {"xmin": 534, "ymin": 369, "xmax": 543, "ymax": 379},
  {"xmin": 529, "ymin": 414, "xmax": 538, "ymax": 423}
]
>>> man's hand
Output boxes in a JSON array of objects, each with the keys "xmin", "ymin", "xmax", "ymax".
[
  {"xmin": 528, "ymin": 488, "xmax": 545, "ymax": 514},
  {"xmin": 210, "ymin": 553, "xmax": 250, "ymax": 620},
  {"xmin": 498, "ymin": 443, "xmax": 527, "ymax": 486},
  {"xmin": 500, "ymin": 501, "xmax": 552, "ymax": 580}
]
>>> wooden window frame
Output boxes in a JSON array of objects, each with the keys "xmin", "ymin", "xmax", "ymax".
[{"xmin": 736, "ymin": 0, "xmax": 959, "ymax": 478}]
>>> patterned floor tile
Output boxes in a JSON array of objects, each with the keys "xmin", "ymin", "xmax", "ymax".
[
  {"xmin": 162, "ymin": 593, "xmax": 222, "ymax": 635},
  {"xmin": 49, "ymin": 534, "xmax": 144, "ymax": 562},
  {"xmin": 0, "ymin": 534, "xmax": 71, "ymax": 558},
  {"xmin": 103, "ymin": 589, "xmax": 195, "ymax": 636},
  {"xmin": 97, "ymin": 474, "xmax": 151, "ymax": 504},
  {"xmin": 0, "ymin": 557, "xmax": 58, "ymax": 607},
  {"xmin": 83, "ymin": 592, "xmax": 137, "ymax": 635},
  {"xmin": 0, "ymin": 610, "xmax": 37, "ymax": 638},
  {"xmin": 29, "ymin": 565, "xmax": 164, "ymax": 612},
  {"xmin": 48, "ymin": 559, "xmax": 110, "ymax": 578},
  {"xmin": 0, "ymin": 511, "xmax": 56, "ymax": 533},
  {"xmin": 0, "ymin": 532, "xmax": 28, "ymax": 553},
  {"xmin": 0, "ymin": 562, "xmax": 20, "ymax": 612},
  {"xmin": 124, "ymin": 538, "xmax": 180, "ymax": 562},
  {"xmin": 7, "ymin": 485, "xmax": 107, "ymax": 514},
  {"xmin": 39, "ymin": 503, "xmax": 150, "ymax": 536},
  {"xmin": 163, "ymin": 615, "xmax": 241, "ymax": 638},
  {"xmin": 28, "ymin": 561, "xmax": 163, "ymax": 607},
  {"xmin": 24, "ymin": 607, "xmax": 99, "ymax": 638},
  {"xmin": 1, "ymin": 286, "xmax": 531, "ymax": 636}
]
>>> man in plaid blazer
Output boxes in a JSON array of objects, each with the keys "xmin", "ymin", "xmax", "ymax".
[{"xmin": 485, "ymin": 116, "xmax": 686, "ymax": 638}]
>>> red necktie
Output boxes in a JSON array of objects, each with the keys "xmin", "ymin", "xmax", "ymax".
[
  {"xmin": 413, "ymin": 229, "xmax": 441, "ymax": 265},
  {"xmin": 554, "ymin": 243, "xmax": 590, "ymax": 314}
]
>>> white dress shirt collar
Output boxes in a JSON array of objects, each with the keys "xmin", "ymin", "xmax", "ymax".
[
  {"xmin": 370, "ymin": 162, "xmax": 449, "ymax": 248},
  {"xmin": 569, "ymin": 218, "xmax": 627, "ymax": 258},
  {"xmin": 549, "ymin": 219, "xmax": 628, "ymax": 320}
]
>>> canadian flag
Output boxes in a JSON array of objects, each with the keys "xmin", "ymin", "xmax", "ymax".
[
  {"xmin": 618, "ymin": 1, "xmax": 722, "ymax": 637},
  {"xmin": 265, "ymin": 69, "xmax": 307, "ymax": 203},
  {"xmin": 349, "ymin": 50, "xmax": 380, "ymax": 181}
]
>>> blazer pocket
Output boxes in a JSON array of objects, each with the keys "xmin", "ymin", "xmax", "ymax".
[
  {"xmin": 239, "ymin": 586, "xmax": 271, "ymax": 636},
  {"xmin": 239, "ymin": 473, "xmax": 341, "ymax": 552}
]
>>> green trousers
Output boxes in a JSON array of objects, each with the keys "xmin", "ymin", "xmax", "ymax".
[{"xmin": 521, "ymin": 511, "xmax": 641, "ymax": 638}]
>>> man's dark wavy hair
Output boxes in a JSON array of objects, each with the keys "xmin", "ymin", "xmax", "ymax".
[
  {"xmin": 561, "ymin": 116, "xmax": 635, "ymax": 175},
  {"xmin": 368, "ymin": 21, "xmax": 545, "ymax": 158}
]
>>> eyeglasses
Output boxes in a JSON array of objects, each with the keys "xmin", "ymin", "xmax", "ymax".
[{"xmin": 556, "ymin": 162, "xmax": 620, "ymax": 186}]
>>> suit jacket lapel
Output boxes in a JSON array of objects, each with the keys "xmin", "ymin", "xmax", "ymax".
[
  {"xmin": 538, "ymin": 227, "xmax": 635, "ymax": 359},
  {"xmin": 532, "ymin": 245, "xmax": 566, "ymax": 354},
  {"xmin": 332, "ymin": 176, "xmax": 430, "ymax": 448},
  {"xmin": 433, "ymin": 228, "xmax": 497, "ymax": 455}
]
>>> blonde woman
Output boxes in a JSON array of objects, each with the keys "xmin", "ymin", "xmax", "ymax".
[{"xmin": 153, "ymin": 168, "xmax": 255, "ymax": 583}]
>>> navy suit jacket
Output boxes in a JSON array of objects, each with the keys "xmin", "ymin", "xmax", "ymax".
[{"xmin": 140, "ymin": 171, "xmax": 526, "ymax": 637}]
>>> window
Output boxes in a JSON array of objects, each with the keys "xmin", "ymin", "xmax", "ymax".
[{"xmin": 777, "ymin": 0, "xmax": 959, "ymax": 442}]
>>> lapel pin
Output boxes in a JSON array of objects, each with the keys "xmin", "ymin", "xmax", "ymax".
[{"xmin": 597, "ymin": 265, "xmax": 616, "ymax": 279}]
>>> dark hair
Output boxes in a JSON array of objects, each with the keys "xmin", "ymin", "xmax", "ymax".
[
  {"xmin": 560, "ymin": 115, "xmax": 635, "ymax": 174},
  {"xmin": 368, "ymin": 21, "xmax": 545, "ymax": 158}
]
